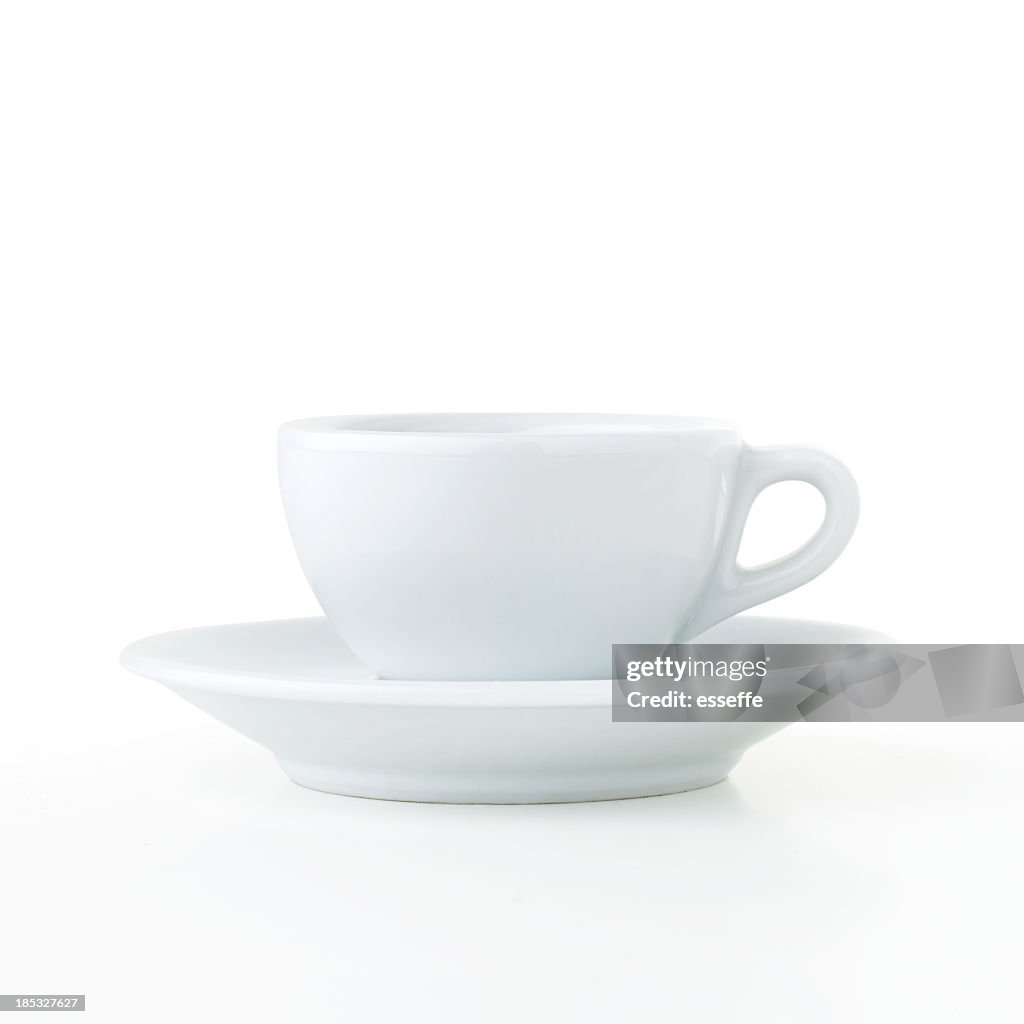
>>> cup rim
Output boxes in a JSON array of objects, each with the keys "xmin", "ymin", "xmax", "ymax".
[{"xmin": 279, "ymin": 413, "xmax": 738, "ymax": 453}]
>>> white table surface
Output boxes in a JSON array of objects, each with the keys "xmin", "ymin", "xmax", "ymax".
[{"xmin": 3, "ymin": 670, "xmax": 1020, "ymax": 1024}]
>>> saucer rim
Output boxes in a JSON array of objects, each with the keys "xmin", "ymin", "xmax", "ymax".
[{"xmin": 120, "ymin": 616, "xmax": 894, "ymax": 710}]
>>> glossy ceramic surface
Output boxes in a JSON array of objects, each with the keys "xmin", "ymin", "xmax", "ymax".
[
  {"xmin": 279, "ymin": 414, "xmax": 860, "ymax": 680},
  {"xmin": 120, "ymin": 614, "xmax": 890, "ymax": 804}
]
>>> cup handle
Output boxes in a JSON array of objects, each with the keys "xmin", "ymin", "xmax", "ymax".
[{"xmin": 681, "ymin": 446, "xmax": 860, "ymax": 638}]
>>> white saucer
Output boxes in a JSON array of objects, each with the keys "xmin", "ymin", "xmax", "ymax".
[{"xmin": 120, "ymin": 616, "xmax": 891, "ymax": 804}]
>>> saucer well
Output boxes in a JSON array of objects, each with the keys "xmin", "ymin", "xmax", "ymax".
[{"xmin": 120, "ymin": 615, "xmax": 891, "ymax": 804}]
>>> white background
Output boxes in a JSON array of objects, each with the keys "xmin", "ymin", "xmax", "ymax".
[{"xmin": 1, "ymin": 1, "xmax": 1021, "ymax": 1021}]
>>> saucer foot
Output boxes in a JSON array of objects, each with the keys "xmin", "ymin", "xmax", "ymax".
[{"xmin": 276, "ymin": 757, "xmax": 739, "ymax": 804}]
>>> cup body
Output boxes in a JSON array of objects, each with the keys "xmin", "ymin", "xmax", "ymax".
[{"xmin": 279, "ymin": 414, "xmax": 746, "ymax": 680}]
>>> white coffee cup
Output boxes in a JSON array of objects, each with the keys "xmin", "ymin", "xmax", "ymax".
[{"xmin": 278, "ymin": 414, "xmax": 859, "ymax": 680}]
